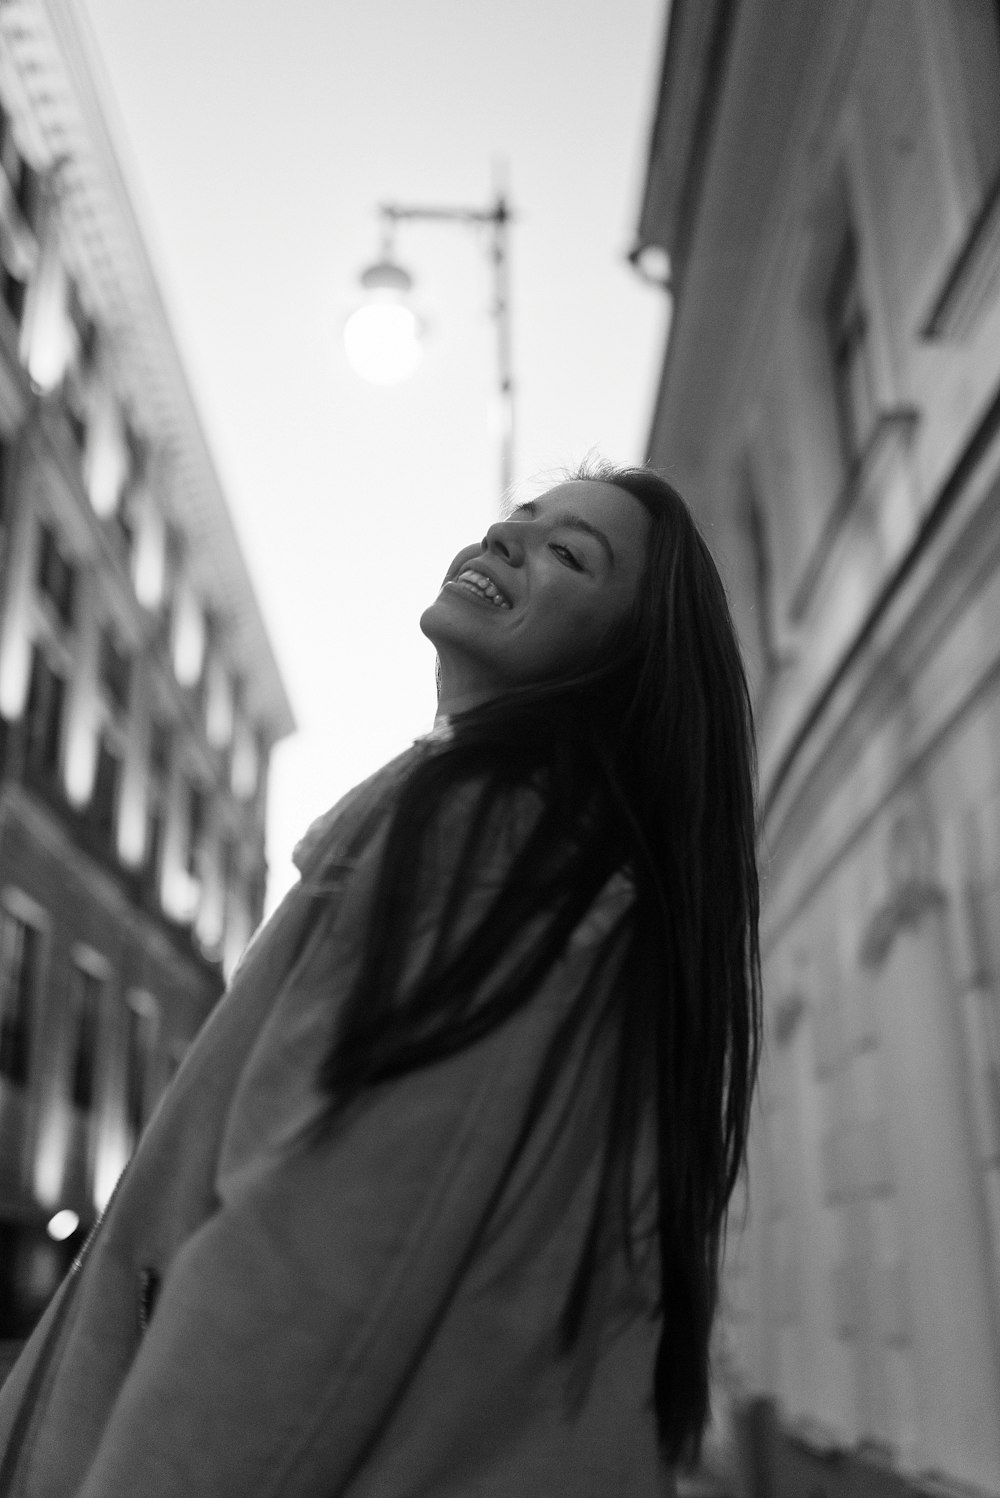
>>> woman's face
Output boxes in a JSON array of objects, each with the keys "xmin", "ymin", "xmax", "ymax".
[{"xmin": 420, "ymin": 480, "xmax": 650, "ymax": 716}]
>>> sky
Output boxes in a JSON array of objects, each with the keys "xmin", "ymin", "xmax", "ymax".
[{"xmin": 75, "ymin": 0, "xmax": 670, "ymax": 910}]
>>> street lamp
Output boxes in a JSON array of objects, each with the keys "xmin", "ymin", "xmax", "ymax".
[
  {"xmin": 343, "ymin": 254, "xmax": 423, "ymax": 387},
  {"xmin": 345, "ymin": 185, "xmax": 516, "ymax": 497}
]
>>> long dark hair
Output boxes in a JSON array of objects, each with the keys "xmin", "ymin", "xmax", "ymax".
[{"xmin": 303, "ymin": 460, "xmax": 761, "ymax": 1464}]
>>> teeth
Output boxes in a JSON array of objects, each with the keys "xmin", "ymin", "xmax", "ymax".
[{"xmin": 454, "ymin": 569, "xmax": 511, "ymax": 608}]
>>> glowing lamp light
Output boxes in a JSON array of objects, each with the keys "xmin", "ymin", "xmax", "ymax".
[
  {"xmin": 0, "ymin": 607, "xmax": 32, "ymax": 719},
  {"xmin": 163, "ymin": 865, "xmax": 201, "ymax": 925},
  {"xmin": 47, "ymin": 1209, "xmax": 79, "ymax": 1242},
  {"xmin": 94, "ymin": 1138, "xmax": 130, "ymax": 1214},
  {"xmin": 343, "ymin": 258, "xmax": 422, "ymax": 386},
  {"xmin": 344, "ymin": 304, "xmax": 422, "ymax": 384},
  {"xmin": 27, "ymin": 260, "xmax": 73, "ymax": 393},
  {"xmin": 116, "ymin": 762, "xmax": 146, "ymax": 868},
  {"xmin": 33, "ymin": 1111, "xmax": 70, "ymax": 1208},
  {"xmin": 64, "ymin": 713, "xmax": 98, "ymax": 808},
  {"xmin": 172, "ymin": 584, "xmax": 206, "ymax": 687},
  {"xmin": 134, "ymin": 504, "xmax": 166, "ymax": 609},
  {"xmin": 86, "ymin": 402, "xmax": 127, "ymax": 518}
]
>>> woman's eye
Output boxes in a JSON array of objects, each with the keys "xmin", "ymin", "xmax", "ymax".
[{"xmin": 550, "ymin": 543, "xmax": 583, "ymax": 571}]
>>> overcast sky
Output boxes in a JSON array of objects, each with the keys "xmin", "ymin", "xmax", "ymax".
[{"xmin": 75, "ymin": 0, "xmax": 670, "ymax": 909}]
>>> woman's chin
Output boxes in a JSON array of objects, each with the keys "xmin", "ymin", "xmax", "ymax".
[
  {"xmin": 419, "ymin": 586, "xmax": 482, "ymax": 644},
  {"xmin": 419, "ymin": 595, "xmax": 448, "ymax": 642}
]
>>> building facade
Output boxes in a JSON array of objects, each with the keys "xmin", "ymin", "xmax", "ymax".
[
  {"xmin": 633, "ymin": 2, "xmax": 1000, "ymax": 1495},
  {"xmin": 0, "ymin": 0, "xmax": 294, "ymax": 1347}
]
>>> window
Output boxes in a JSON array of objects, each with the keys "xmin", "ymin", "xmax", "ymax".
[
  {"xmin": 218, "ymin": 832, "xmax": 245, "ymax": 934},
  {"xmin": 148, "ymin": 719, "xmax": 172, "ymax": 781},
  {"xmin": 92, "ymin": 408, "xmax": 145, "ymax": 536},
  {"xmin": 0, "ymin": 97, "xmax": 39, "ymax": 328},
  {"xmin": 68, "ymin": 963, "xmax": 103, "ymax": 1112},
  {"xmin": 63, "ymin": 396, "xmax": 87, "ymax": 456},
  {"xmin": 825, "ymin": 228, "xmax": 877, "ymax": 469},
  {"xmin": 99, "ymin": 630, "xmax": 131, "ymax": 716},
  {"xmin": 29, "ymin": 526, "xmax": 76, "ymax": 786},
  {"xmin": 124, "ymin": 422, "xmax": 146, "ymax": 494},
  {"xmin": 219, "ymin": 833, "xmax": 236, "ymax": 897},
  {"xmin": 133, "ymin": 500, "xmax": 167, "ymax": 611},
  {"xmin": 185, "ymin": 785, "xmax": 207, "ymax": 879},
  {"xmin": 144, "ymin": 803, "xmax": 165, "ymax": 891},
  {"xmin": 230, "ymin": 713, "xmax": 259, "ymax": 801},
  {"xmin": 12, "ymin": 156, "xmax": 40, "ymax": 233},
  {"xmin": 0, "ymin": 266, "xmax": 26, "ymax": 330},
  {"xmin": 66, "ymin": 278, "xmax": 98, "ymax": 374},
  {"xmin": 204, "ymin": 655, "xmax": 235, "ymax": 750},
  {"xmin": 156, "ymin": 528, "xmax": 182, "ymax": 642},
  {"xmin": 24, "ymin": 646, "xmax": 66, "ymax": 778},
  {"xmin": 0, "ymin": 97, "xmax": 40, "ymax": 232},
  {"xmin": 171, "ymin": 581, "xmax": 206, "ymax": 688},
  {"xmin": 124, "ymin": 995, "xmax": 158, "ymax": 1143},
  {"xmin": 112, "ymin": 497, "xmax": 135, "ymax": 559},
  {"xmin": 90, "ymin": 629, "xmax": 130, "ymax": 847},
  {"xmin": 63, "ymin": 279, "xmax": 98, "ymax": 453},
  {"xmin": 0, "ymin": 908, "xmax": 41, "ymax": 1086},
  {"xmin": 90, "ymin": 736, "xmax": 121, "ymax": 844},
  {"xmin": 36, "ymin": 524, "xmax": 76, "ymax": 628},
  {"xmin": 111, "ymin": 429, "xmax": 144, "ymax": 558},
  {"xmin": 142, "ymin": 721, "xmax": 172, "ymax": 899}
]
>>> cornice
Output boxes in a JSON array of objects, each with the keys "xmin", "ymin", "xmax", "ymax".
[
  {"xmin": 640, "ymin": 0, "xmax": 872, "ymax": 477},
  {"xmin": 634, "ymin": 0, "xmax": 737, "ymax": 290}
]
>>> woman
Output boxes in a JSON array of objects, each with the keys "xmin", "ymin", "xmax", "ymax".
[{"xmin": 0, "ymin": 460, "xmax": 760, "ymax": 1496}]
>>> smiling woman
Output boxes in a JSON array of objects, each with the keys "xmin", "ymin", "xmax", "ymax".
[
  {"xmin": 0, "ymin": 460, "xmax": 761, "ymax": 1498},
  {"xmin": 421, "ymin": 479, "xmax": 650, "ymax": 711}
]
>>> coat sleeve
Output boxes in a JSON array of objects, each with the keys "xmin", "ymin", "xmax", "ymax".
[{"xmin": 76, "ymin": 782, "xmax": 618, "ymax": 1498}]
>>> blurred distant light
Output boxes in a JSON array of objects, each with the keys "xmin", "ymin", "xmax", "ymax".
[
  {"xmin": 47, "ymin": 1209, "xmax": 79, "ymax": 1242},
  {"xmin": 134, "ymin": 502, "xmax": 166, "ymax": 609},
  {"xmin": 27, "ymin": 259, "xmax": 73, "ymax": 392},
  {"xmin": 172, "ymin": 582, "xmax": 206, "ymax": 687},
  {"xmin": 86, "ymin": 398, "xmax": 128, "ymax": 518},
  {"xmin": 344, "ymin": 256, "xmax": 423, "ymax": 385},
  {"xmin": 163, "ymin": 865, "xmax": 201, "ymax": 925},
  {"xmin": 0, "ymin": 596, "xmax": 32, "ymax": 719},
  {"xmin": 94, "ymin": 1138, "xmax": 130, "ymax": 1215},
  {"xmin": 64, "ymin": 711, "xmax": 97, "ymax": 808}
]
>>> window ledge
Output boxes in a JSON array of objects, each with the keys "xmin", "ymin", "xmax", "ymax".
[
  {"xmin": 923, "ymin": 171, "xmax": 1000, "ymax": 340},
  {"xmin": 789, "ymin": 407, "xmax": 920, "ymax": 624}
]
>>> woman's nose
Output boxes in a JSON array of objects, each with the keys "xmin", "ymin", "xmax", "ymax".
[{"xmin": 483, "ymin": 520, "xmax": 524, "ymax": 564}]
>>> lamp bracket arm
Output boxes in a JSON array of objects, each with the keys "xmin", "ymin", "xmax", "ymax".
[{"xmin": 378, "ymin": 200, "xmax": 512, "ymax": 229}]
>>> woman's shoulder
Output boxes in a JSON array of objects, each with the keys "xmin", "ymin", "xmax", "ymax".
[{"xmin": 292, "ymin": 744, "xmax": 424, "ymax": 881}]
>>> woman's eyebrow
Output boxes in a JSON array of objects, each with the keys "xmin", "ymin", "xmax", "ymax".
[{"xmin": 511, "ymin": 500, "xmax": 616, "ymax": 567}]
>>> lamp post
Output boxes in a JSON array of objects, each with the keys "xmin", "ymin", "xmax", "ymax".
[{"xmin": 344, "ymin": 185, "xmax": 516, "ymax": 499}]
